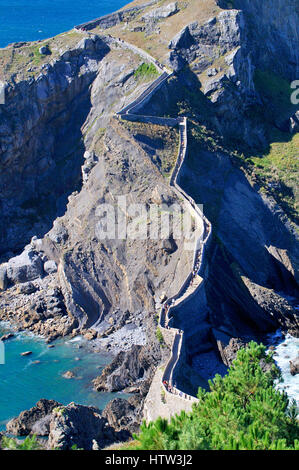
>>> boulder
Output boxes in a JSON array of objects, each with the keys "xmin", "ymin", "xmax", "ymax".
[
  {"xmin": 44, "ymin": 260, "xmax": 58, "ymax": 274},
  {"xmin": 0, "ymin": 266, "xmax": 8, "ymax": 291},
  {"xmin": 0, "ymin": 333, "xmax": 14, "ymax": 341},
  {"xmin": 47, "ymin": 403, "xmax": 107, "ymax": 450},
  {"xmin": 169, "ymin": 25, "xmax": 195, "ymax": 50},
  {"xmin": 6, "ymin": 399, "xmax": 61, "ymax": 436},
  {"xmin": 207, "ymin": 67, "xmax": 218, "ymax": 77},
  {"xmin": 142, "ymin": 2, "xmax": 178, "ymax": 21},
  {"xmin": 289, "ymin": 356, "xmax": 299, "ymax": 376},
  {"xmin": 39, "ymin": 45, "xmax": 50, "ymax": 55},
  {"xmin": 6, "ymin": 248, "xmax": 43, "ymax": 284},
  {"xmin": 77, "ymin": 37, "xmax": 96, "ymax": 51},
  {"xmin": 62, "ymin": 370, "xmax": 75, "ymax": 379}
]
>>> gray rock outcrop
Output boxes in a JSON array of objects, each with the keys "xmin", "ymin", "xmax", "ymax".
[
  {"xmin": 93, "ymin": 331, "xmax": 161, "ymax": 392},
  {"xmin": 6, "ymin": 399, "xmax": 61, "ymax": 436},
  {"xmin": 142, "ymin": 2, "xmax": 178, "ymax": 21},
  {"xmin": 43, "ymin": 260, "xmax": 57, "ymax": 274},
  {"xmin": 0, "ymin": 266, "xmax": 8, "ymax": 291},
  {"xmin": 169, "ymin": 24, "xmax": 195, "ymax": 50},
  {"xmin": 5, "ymin": 400, "xmax": 131, "ymax": 449},
  {"xmin": 289, "ymin": 356, "xmax": 299, "ymax": 376},
  {"xmin": 47, "ymin": 402, "xmax": 123, "ymax": 450},
  {"xmin": 6, "ymin": 247, "xmax": 43, "ymax": 285}
]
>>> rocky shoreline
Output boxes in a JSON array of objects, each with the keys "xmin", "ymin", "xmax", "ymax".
[
  {"xmin": 0, "ymin": 304, "xmax": 165, "ymax": 438},
  {"xmin": 0, "ymin": 0, "xmax": 298, "ymax": 447},
  {"xmin": 3, "ymin": 399, "xmax": 131, "ymax": 450},
  {"xmin": 2, "ymin": 329, "xmax": 297, "ymax": 450}
]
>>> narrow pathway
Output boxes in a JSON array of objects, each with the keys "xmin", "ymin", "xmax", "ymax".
[{"xmin": 75, "ymin": 27, "xmax": 213, "ymax": 417}]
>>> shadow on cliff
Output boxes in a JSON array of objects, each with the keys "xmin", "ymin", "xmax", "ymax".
[
  {"xmin": 0, "ymin": 43, "xmax": 111, "ymax": 261},
  {"xmin": 0, "ymin": 97, "xmax": 90, "ymax": 261},
  {"xmin": 141, "ymin": 67, "xmax": 298, "ymax": 291},
  {"xmin": 140, "ymin": 66, "xmax": 299, "ymax": 393}
]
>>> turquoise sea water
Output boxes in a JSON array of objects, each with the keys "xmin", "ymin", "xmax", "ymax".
[
  {"xmin": 0, "ymin": 323, "xmax": 123, "ymax": 431},
  {"xmin": 0, "ymin": 0, "xmax": 127, "ymax": 48},
  {"xmin": 0, "ymin": 0, "xmax": 130, "ymax": 431}
]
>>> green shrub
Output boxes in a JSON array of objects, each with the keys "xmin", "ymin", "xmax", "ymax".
[
  {"xmin": 134, "ymin": 62, "xmax": 159, "ymax": 81},
  {"xmin": 156, "ymin": 327, "xmax": 164, "ymax": 345},
  {"xmin": 1, "ymin": 434, "xmax": 42, "ymax": 450},
  {"xmin": 132, "ymin": 342, "xmax": 299, "ymax": 450}
]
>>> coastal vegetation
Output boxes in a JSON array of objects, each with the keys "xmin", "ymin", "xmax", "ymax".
[
  {"xmin": 0, "ymin": 0, "xmax": 298, "ymax": 453},
  {"xmin": 134, "ymin": 62, "xmax": 159, "ymax": 81},
  {"xmin": 2, "ymin": 340, "xmax": 298, "ymax": 451},
  {"xmin": 1, "ymin": 434, "xmax": 42, "ymax": 450},
  {"xmin": 155, "ymin": 327, "xmax": 165, "ymax": 346},
  {"xmin": 130, "ymin": 342, "xmax": 299, "ymax": 450}
]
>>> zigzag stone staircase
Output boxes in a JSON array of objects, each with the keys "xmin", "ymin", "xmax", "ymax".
[{"xmin": 109, "ymin": 38, "xmax": 213, "ymax": 420}]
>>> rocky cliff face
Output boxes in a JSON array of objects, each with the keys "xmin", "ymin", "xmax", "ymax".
[
  {"xmin": 0, "ymin": 37, "xmax": 106, "ymax": 257},
  {"xmin": 166, "ymin": 0, "xmax": 298, "ymax": 144},
  {"xmin": 232, "ymin": 0, "xmax": 299, "ymax": 80},
  {"xmin": 135, "ymin": 1, "xmax": 299, "ymax": 392},
  {"xmin": 5, "ymin": 399, "xmax": 130, "ymax": 450},
  {"xmin": 0, "ymin": 0, "xmax": 298, "ymax": 427},
  {"xmin": 0, "ymin": 33, "xmax": 193, "ymax": 353}
]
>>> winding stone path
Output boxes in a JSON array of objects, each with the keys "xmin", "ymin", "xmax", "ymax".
[{"xmin": 75, "ymin": 27, "xmax": 213, "ymax": 419}]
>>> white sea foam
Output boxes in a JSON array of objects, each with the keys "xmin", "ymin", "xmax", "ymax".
[
  {"xmin": 267, "ymin": 330, "xmax": 299, "ymax": 404},
  {"xmin": 68, "ymin": 336, "xmax": 83, "ymax": 343}
]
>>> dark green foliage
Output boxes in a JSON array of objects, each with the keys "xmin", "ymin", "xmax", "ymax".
[
  {"xmin": 134, "ymin": 62, "xmax": 159, "ymax": 81},
  {"xmin": 1, "ymin": 434, "xmax": 42, "ymax": 450},
  {"xmin": 132, "ymin": 342, "xmax": 299, "ymax": 450},
  {"xmin": 254, "ymin": 70, "xmax": 297, "ymax": 120},
  {"xmin": 156, "ymin": 327, "xmax": 165, "ymax": 346}
]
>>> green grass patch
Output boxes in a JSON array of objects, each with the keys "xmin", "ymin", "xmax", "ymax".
[
  {"xmin": 254, "ymin": 69, "xmax": 297, "ymax": 121},
  {"xmin": 32, "ymin": 45, "xmax": 51, "ymax": 65},
  {"xmin": 250, "ymin": 132, "xmax": 299, "ymax": 222},
  {"xmin": 1, "ymin": 434, "xmax": 42, "ymax": 450},
  {"xmin": 134, "ymin": 62, "xmax": 159, "ymax": 81},
  {"xmin": 156, "ymin": 327, "xmax": 165, "ymax": 346}
]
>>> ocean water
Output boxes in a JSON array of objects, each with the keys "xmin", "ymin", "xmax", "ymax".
[
  {"xmin": 0, "ymin": 0, "xmax": 129, "ymax": 430},
  {"xmin": 267, "ymin": 330, "xmax": 299, "ymax": 404},
  {"xmin": 0, "ymin": 322, "xmax": 124, "ymax": 431},
  {"xmin": 0, "ymin": 0, "xmax": 128, "ymax": 48}
]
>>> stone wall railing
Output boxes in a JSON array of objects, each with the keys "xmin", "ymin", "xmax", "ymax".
[
  {"xmin": 113, "ymin": 40, "xmax": 212, "ymax": 407},
  {"xmin": 158, "ymin": 118, "xmax": 212, "ymax": 404},
  {"xmin": 119, "ymin": 114, "xmax": 178, "ymax": 127},
  {"xmin": 104, "ymin": 36, "xmax": 170, "ymax": 74},
  {"xmin": 117, "ymin": 69, "xmax": 172, "ymax": 116}
]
